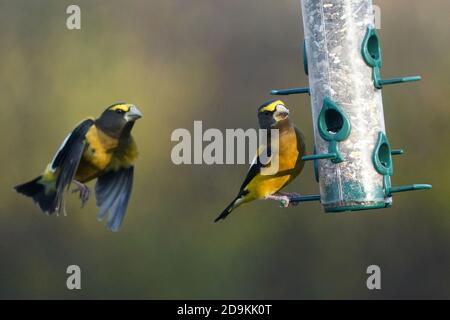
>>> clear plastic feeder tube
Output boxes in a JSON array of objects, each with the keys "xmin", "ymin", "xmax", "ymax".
[{"xmin": 301, "ymin": 0, "xmax": 391, "ymax": 211}]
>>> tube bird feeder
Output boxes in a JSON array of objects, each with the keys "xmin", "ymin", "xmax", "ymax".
[{"xmin": 271, "ymin": 0, "xmax": 431, "ymax": 212}]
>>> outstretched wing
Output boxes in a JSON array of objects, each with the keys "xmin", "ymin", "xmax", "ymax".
[
  {"xmin": 95, "ymin": 166, "xmax": 134, "ymax": 232},
  {"xmin": 50, "ymin": 119, "xmax": 95, "ymax": 212}
]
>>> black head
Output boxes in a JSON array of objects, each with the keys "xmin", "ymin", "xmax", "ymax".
[
  {"xmin": 257, "ymin": 100, "xmax": 290, "ymax": 129},
  {"xmin": 95, "ymin": 103, "xmax": 142, "ymax": 138}
]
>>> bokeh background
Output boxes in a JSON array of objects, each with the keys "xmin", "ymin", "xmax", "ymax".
[{"xmin": 0, "ymin": 0, "xmax": 449, "ymax": 299}]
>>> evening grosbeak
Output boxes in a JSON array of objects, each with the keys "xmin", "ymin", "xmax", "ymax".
[
  {"xmin": 215, "ymin": 100, "xmax": 305, "ymax": 222},
  {"xmin": 15, "ymin": 103, "xmax": 142, "ymax": 231}
]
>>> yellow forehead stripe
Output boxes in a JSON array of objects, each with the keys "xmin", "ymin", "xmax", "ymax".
[
  {"xmin": 110, "ymin": 104, "xmax": 130, "ymax": 112},
  {"xmin": 259, "ymin": 100, "xmax": 284, "ymax": 113}
]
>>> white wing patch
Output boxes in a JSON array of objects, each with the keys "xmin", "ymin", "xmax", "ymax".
[
  {"xmin": 248, "ymin": 154, "xmax": 258, "ymax": 172},
  {"xmin": 49, "ymin": 132, "xmax": 72, "ymax": 172},
  {"xmin": 248, "ymin": 145, "xmax": 272, "ymax": 173}
]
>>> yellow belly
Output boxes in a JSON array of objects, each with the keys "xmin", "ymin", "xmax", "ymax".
[
  {"xmin": 75, "ymin": 161, "xmax": 103, "ymax": 183},
  {"xmin": 245, "ymin": 174, "xmax": 292, "ymax": 200},
  {"xmin": 75, "ymin": 126, "xmax": 138, "ymax": 183},
  {"xmin": 242, "ymin": 127, "xmax": 304, "ymax": 201}
]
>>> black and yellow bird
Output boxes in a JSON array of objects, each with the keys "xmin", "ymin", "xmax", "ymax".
[
  {"xmin": 215, "ymin": 100, "xmax": 305, "ymax": 222},
  {"xmin": 14, "ymin": 103, "xmax": 142, "ymax": 231}
]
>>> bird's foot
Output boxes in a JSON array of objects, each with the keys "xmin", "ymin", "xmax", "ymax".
[
  {"xmin": 266, "ymin": 194, "xmax": 291, "ymax": 208},
  {"xmin": 71, "ymin": 180, "xmax": 90, "ymax": 208},
  {"xmin": 279, "ymin": 192, "xmax": 303, "ymax": 207}
]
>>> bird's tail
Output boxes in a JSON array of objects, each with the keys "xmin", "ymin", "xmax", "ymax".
[
  {"xmin": 14, "ymin": 176, "xmax": 59, "ymax": 214},
  {"xmin": 214, "ymin": 193, "xmax": 246, "ymax": 223}
]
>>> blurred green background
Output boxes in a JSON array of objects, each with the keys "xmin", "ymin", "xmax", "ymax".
[{"xmin": 0, "ymin": 0, "xmax": 448, "ymax": 299}]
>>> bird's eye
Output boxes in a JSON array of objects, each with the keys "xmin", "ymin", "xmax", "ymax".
[
  {"xmin": 264, "ymin": 111, "xmax": 271, "ymax": 116},
  {"xmin": 115, "ymin": 109, "xmax": 125, "ymax": 114}
]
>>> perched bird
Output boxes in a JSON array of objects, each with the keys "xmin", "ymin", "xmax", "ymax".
[
  {"xmin": 14, "ymin": 103, "xmax": 142, "ymax": 231},
  {"xmin": 215, "ymin": 100, "xmax": 305, "ymax": 222}
]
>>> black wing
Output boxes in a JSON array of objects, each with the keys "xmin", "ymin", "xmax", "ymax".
[
  {"xmin": 51, "ymin": 119, "xmax": 94, "ymax": 212},
  {"xmin": 239, "ymin": 144, "xmax": 272, "ymax": 192},
  {"xmin": 95, "ymin": 166, "xmax": 134, "ymax": 232}
]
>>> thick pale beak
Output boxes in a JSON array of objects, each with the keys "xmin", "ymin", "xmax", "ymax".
[
  {"xmin": 125, "ymin": 105, "xmax": 143, "ymax": 122},
  {"xmin": 275, "ymin": 104, "xmax": 290, "ymax": 120},
  {"xmin": 278, "ymin": 110, "xmax": 289, "ymax": 118}
]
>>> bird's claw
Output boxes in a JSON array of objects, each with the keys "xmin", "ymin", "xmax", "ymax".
[
  {"xmin": 267, "ymin": 194, "xmax": 293, "ymax": 208},
  {"xmin": 285, "ymin": 192, "xmax": 302, "ymax": 207},
  {"xmin": 279, "ymin": 196, "xmax": 290, "ymax": 208},
  {"xmin": 72, "ymin": 181, "xmax": 90, "ymax": 208},
  {"xmin": 273, "ymin": 192, "xmax": 302, "ymax": 208}
]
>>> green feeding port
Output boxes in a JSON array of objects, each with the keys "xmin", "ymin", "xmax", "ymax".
[
  {"xmin": 372, "ymin": 132, "xmax": 432, "ymax": 197},
  {"xmin": 373, "ymin": 132, "xmax": 393, "ymax": 176},
  {"xmin": 378, "ymin": 143, "xmax": 391, "ymax": 169},
  {"xmin": 302, "ymin": 98, "xmax": 351, "ymax": 164},
  {"xmin": 317, "ymin": 97, "xmax": 351, "ymax": 163},
  {"xmin": 362, "ymin": 27, "xmax": 382, "ymax": 68},
  {"xmin": 318, "ymin": 98, "xmax": 351, "ymax": 141},
  {"xmin": 361, "ymin": 26, "xmax": 421, "ymax": 89},
  {"xmin": 324, "ymin": 108, "xmax": 344, "ymax": 134},
  {"xmin": 368, "ymin": 34, "xmax": 381, "ymax": 61},
  {"xmin": 373, "ymin": 132, "xmax": 394, "ymax": 196}
]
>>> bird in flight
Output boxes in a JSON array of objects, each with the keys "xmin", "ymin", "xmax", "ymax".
[{"xmin": 15, "ymin": 103, "xmax": 142, "ymax": 231}]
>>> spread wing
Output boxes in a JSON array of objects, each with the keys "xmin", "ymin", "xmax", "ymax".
[
  {"xmin": 50, "ymin": 119, "xmax": 94, "ymax": 212},
  {"xmin": 95, "ymin": 166, "xmax": 134, "ymax": 232}
]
